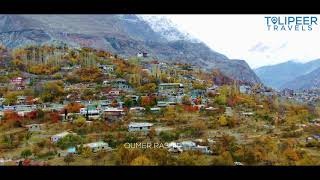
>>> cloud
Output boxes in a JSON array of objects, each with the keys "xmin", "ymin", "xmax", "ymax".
[
  {"xmin": 278, "ymin": 42, "xmax": 288, "ymax": 49},
  {"xmin": 270, "ymin": 42, "xmax": 288, "ymax": 53},
  {"xmin": 248, "ymin": 42, "xmax": 271, "ymax": 53},
  {"xmin": 166, "ymin": 15, "xmax": 320, "ymax": 68}
]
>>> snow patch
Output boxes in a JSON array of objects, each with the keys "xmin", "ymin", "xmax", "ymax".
[{"xmin": 137, "ymin": 15, "xmax": 200, "ymax": 43}]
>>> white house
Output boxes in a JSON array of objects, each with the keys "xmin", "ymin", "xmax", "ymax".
[
  {"xmin": 0, "ymin": 97, "xmax": 5, "ymax": 105},
  {"xmin": 157, "ymin": 101, "xmax": 169, "ymax": 107},
  {"xmin": 241, "ymin": 112, "xmax": 254, "ymax": 116},
  {"xmin": 205, "ymin": 106, "xmax": 219, "ymax": 112},
  {"xmin": 137, "ymin": 52, "xmax": 143, "ymax": 57},
  {"xmin": 103, "ymin": 80, "xmax": 111, "ymax": 86},
  {"xmin": 108, "ymin": 90, "xmax": 120, "ymax": 96},
  {"xmin": 129, "ymin": 107, "xmax": 146, "ymax": 114},
  {"xmin": 126, "ymin": 95, "xmax": 139, "ymax": 102},
  {"xmin": 137, "ymin": 52, "xmax": 148, "ymax": 58},
  {"xmin": 234, "ymin": 162, "xmax": 244, "ymax": 166},
  {"xmin": 128, "ymin": 122, "xmax": 153, "ymax": 132},
  {"xmin": 167, "ymin": 142, "xmax": 183, "ymax": 153},
  {"xmin": 25, "ymin": 124, "xmax": 42, "ymax": 132},
  {"xmin": 103, "ymin": 108, "xmax": 125, "ymax": 119},
  {"xmin": 111, "ymin": 79, "xmax": 132, "ymax": 91},
  {"xmin": 81, "ymin": 141, "xmax": 111, "ymax": 153},
  {"xmin": 61, "ymin": 66, "xmax": 74, "ymax": 71},
  {"xmin": 130, "ymin": 107, "xmax": 145, "ymax": 111},
  {"xmin": 193, "ymin": 145, "xmax": 212, "ymax": 154},
  {"xmin": 16, "ymin": 105, "xmax": 37, "ymax": 117},
  {"xmin": 58, "ymin": 147, "xmax": 76, "ymax": 157},
  {"xmin": 80, "ymin": 107, "xmax": 100, "ymax": 120},
  {"xmin": 98, "ymin": 65, "xmax": 114, "ymax": 73},
  {"xmin": 158, "ymin": 83, "xmax": 184, "ymax": 96},
  {"xmin": 179, "ymin": 141, "xmax": 197, "ymax": 150},
  {"xmin": 167, "ymin": 141, "xmax": 212, "ymax": 154},
  {"xmin": 16, "ymin": 96, "xmax": 27, "ymax": 104},
  {"xmin": 225, "ymin": 107, "xmax": 233, "ymax": 117},
  {"xmin": 51, "ymin": 131, "xmax": 75, "ymax": 143},
  {"xmin": 150, "ymin": 107, "xmax": 161, "ymax": 113},
  {"xmin": 80, "ymin": 107, "xmax": 100, "ymax": 116},
  {"xmin": 3, "ymin": 105, "xmax": 16, "ymax": 111},
  {"xmin": 0, "ymin": 111, "xmax": 4, "ymax": 122}
]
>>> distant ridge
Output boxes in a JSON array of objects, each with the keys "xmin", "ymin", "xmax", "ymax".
[{"xmin": 254, "ymin": 59, "xmax": 320, "ymax": 89}]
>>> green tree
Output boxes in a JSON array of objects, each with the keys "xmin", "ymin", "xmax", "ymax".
[
  {"xmin": 56, "ymin": 134, "xmax": 83, "ymax": 150},
  {"xmin": 2, "ymin": 134, "xmax": 14, "ymax": 149},
  {"xmin": 21, "ymin": 149, "xmax": 32, "ymax": 158},
  {"xmin": 159, "ymin": 131, "xmax": 179, "ymax": 142},
  {"xmin": 215, "ymin": 95, "xmax": 227, "ymax": 105},
  {"xmin": 40, "ymin": 81, "xmax": 64, "ymax": 102},
  {"xmin": 4, "ymin": 91, "xmax": 23, "ymax": 105},
  {"xmin": 137, "ymin": 83, "xmax": 157, "ymax": 94},
  {"xmin": 124, "ymin": 97, "xmax": 133, "ymax": 108}
]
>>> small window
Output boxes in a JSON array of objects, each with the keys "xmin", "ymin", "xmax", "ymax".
[{"xmin": 140, "ymin": 127, "xmax": 143, "ymax": 130}]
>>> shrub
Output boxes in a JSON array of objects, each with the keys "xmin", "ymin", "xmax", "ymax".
[
  {"xmin": 281, "ymin": 130, "xmax": 303, "ymax": 138},
  {"xmin": 56, "ymin": 134, "xmax": 83, "ymax": 150},
  {"xmin": 159, "ymin": 131, "xmax": 179, "ymax": 142},
  {"xmin": 218, "ymin": 115, "xmax": 228, "ymax": 126},
  {"xmin": 21, "ymin": 149, "xmax": 32, "ymax": 158},
  {"xmin": 305, "ymin": 139, "xmax": 319, "ymax": 148},
  {"xmin": 74, "ymin": 116, "xmax": 86, "ymax": 127},
  {"xmin": 124, "ymin": 135, "xmax": 139, "ymax": 143}
]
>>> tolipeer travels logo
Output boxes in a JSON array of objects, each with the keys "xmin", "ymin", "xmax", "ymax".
[{"xmin": 265, "ymin": 16, "xmax": 319, "ymax": 31}]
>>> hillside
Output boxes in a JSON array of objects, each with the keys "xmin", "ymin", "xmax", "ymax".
[{"xmin": 0, "ymin": 15, "xmax": 261, "ymax": 84}]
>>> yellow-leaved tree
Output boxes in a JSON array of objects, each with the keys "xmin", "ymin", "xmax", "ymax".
[
  {"xmin": 130, "ymin": 155, "xmax": 155, "ymax": 166},
  {"xmin": 218, "ymin": 115, "xmax": 228, "ymax": 126}
]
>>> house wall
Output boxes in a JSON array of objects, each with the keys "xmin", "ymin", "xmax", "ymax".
[
  {"xmin": 91, "ymin": 145, "xmax": 109, "ymax": 152},
  {"xmin": 28, "ymin": 125, "xmax": 41, "ymax": 132},
  {"xmin": 51, "ymin": 136, "xmax": 60, "ymax": 143},
  {"xmin": 128, "ymin": 126, "xmax": 151, "ymax": 131}
]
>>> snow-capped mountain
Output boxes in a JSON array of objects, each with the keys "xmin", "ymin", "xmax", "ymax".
[
  {"xmin": 138, "ymin": 15, "xmax": 200, "ymax": 43},
  {"xmin": 0, "ymin": 14, "xmax": 261, "ymax": 84}
]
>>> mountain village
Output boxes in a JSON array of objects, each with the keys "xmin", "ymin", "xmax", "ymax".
[{"xmin": 1, "ymin": 44, "xmax": 320, "ymax": 166}]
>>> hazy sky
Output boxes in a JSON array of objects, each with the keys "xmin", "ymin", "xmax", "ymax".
[{"xmin": 164, "ymin": 15, "xmax": 320, "ymax": 69}]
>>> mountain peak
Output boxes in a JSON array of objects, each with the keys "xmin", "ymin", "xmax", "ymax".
[{"xmin": 137, "ymin": 15, "xmax": 200, "ymax": 43}]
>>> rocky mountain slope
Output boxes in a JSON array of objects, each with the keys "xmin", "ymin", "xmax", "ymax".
[{"xmin": 0, "ymin": 14, "xmax": 261, "ymax": 84}]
